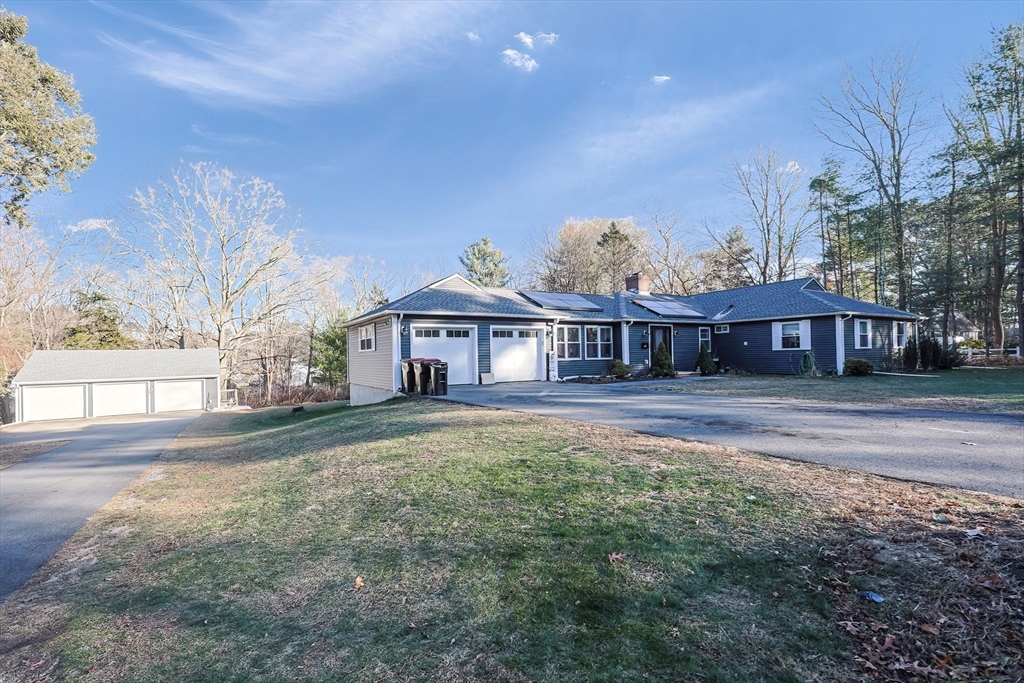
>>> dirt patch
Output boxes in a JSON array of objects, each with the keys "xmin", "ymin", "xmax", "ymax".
[{"xmin": 0, "ymin": 440, "xmax": 71, "ymax": 469}]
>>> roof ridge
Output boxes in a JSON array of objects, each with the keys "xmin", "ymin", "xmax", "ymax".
[{"xmin": 800, "ymin": 290, "xmax": 843, "ymax": 311}]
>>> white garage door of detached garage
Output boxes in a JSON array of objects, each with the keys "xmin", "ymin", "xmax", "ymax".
[
  {"xmin": 410, "ymin": 327, "xmax": 476, "ymax": 385},
  {"xmin": 154, "ymin": 379, "xmax": 204, "ymax": 412},
  {"xmin": 22, "ymin": 384, "xmax": 87, "ymax": 422},
  {"xmin": 93, "ymin": 382, "xmax": 148, "ymax": 417},
  {"xmin": 491, "ymin": 328, "xmax": 545, "ymax": 382}
]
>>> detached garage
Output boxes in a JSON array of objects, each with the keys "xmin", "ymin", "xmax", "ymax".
[{"xmin": 10, "ymin": 349, "xmax": 221, "ymax": 424}]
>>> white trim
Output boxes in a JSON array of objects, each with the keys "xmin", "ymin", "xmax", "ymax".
[
  {"xmin": 583, "ymin": 325, "xmax": 613, "ymax": 360},
  {"xmin": 854, "ymin": 318, "xmax": 872, "ymax": 349},
  {"xmin": 555, "ymin": 325, "xmax": 583, "ymax": 361},
  {"xmin": 835, "ymin": 315, "xmax": 846, "ymax": 375},
  {"xmin": 426, "ymin": 273, "xmax": 483, "ymax": 291},
  {"xmin": 409, "ymin": 323, "xmax": 479, "ymax": 385},
  {"xmin": 698, "ymin": 326, "xmax": 711, "ymax": 350},
  {"xmin": 713, "ymin": 324, "xmax": 729, "ymax": 334},
  {"xmin": 392, "ymin": 314, "xmax": 401, "ymax": 391},
  {"xmin": 892, "ymin": 320, "xmax": 907, "ymax": 348},
  {"xmin": 647, "ymin": 324, "xmax": 673, "ymax": 366},
  {"xmin": 621, "ymin": 322, "xmax": 630, "ymax": 365},
  {"xmin": 358, "ymin": 323, "xmax": 376, "ymax": 352}
]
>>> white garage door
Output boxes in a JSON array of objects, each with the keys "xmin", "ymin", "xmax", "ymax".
[
  {"xmin": 410, "ymin": 327, "xmax": 475, "ymax": 385},
  {"xmin": 154, "ymin": 380, "xmax": 204, "ymax": 412},
  {"xmin": 93, "ymin": 382, "xmax": 148, "ymax": 417},
  {"xmin": 491, "ymin": 328, "xmax": 545, "ymax": 382},
  {"xmin": 22, "ymin": 384, "xmax": 86, "ymax": 422}
]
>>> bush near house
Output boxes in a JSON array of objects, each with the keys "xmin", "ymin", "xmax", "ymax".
[
  {"xmin": 649, "ymin": 342, "xmax": 675, "ymax": 378},
  {"xmin": 696, "ymin": 346, "xmax": 717, "ymax": 376},
  {"xmin": 609, "ymin": 359, "xmax": 631, "ymax": 378},
  {"xmin": 843, "ymin": 358, "xmax": 873, "ymax": 376}
]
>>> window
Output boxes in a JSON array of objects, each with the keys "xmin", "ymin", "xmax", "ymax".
[
  {"xmin": 893, "ymin": 321, "xmax": 907, "ymax": 348},
  {"xmin": 772, "ymin": 320, "xmax": 810, "ymax": 351},
  {"xmin": 414, "ymin": 329, "xmax": 440, "ymax": 338},
  {"xmin": 780, "ymin": 323, "xmax": 801, "ymax": 349},
  {"xmin": 855, "ymin": 319, "xmax": 872, "ymax": 349},
  {"xmin": 714, "ymin": 324, "xmax": 729, "ymax": 334},
  {"xmin": 447, "ymin": 329, "xmax": 470, "ymax": 338},
  {"xmin": 556, "ymin": 326, "xmax": 581, "ymax": 360},
  {"xmin": 585, "ymin": 325, "xmax": 612, "ymax": 359},
  {"xmin": 699, "ymin": 327, "xmax": 711, "ymax": 351},
  {"xmin": 492, "ymin": 330, "xmax": 513, "ymax": 338},
  {"xmin": 518, "ymin": 330, "xmax": 538, "ymax": 338},
  {"xmin": 358, "ymin": 324, "xmax": 375, "ymax": 351}
]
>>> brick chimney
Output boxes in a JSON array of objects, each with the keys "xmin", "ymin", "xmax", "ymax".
[{"xmin": 625, "ymin": 272, "xmax": 650, "ymax": 295}]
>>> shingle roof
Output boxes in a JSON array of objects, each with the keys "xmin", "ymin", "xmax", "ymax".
[
  {"xmin": 346, "ymin": 274, "xmax": 916, "ymax": 326},
  {"xmin": 12, "ymin": 348, "xmax": 221, "ymax": 384}
]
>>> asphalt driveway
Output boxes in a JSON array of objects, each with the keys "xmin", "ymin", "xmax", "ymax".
[
  {"xmin": 0, "ymin": 412, "xmax": 200, "ymax": 602},
  {"xmin": 443, "ymin": 381, "xmax": 1024, "ymax": 499}
]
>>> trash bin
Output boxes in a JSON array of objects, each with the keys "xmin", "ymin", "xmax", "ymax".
[
  {"xmin": 401, "ymin": 358, "xmax": 422, "ymax": 393},
  {"xmin": 414, "ymin": 358, "xmax": 439, "ymax": 395},
  {"xmin": 429, "ymin": 361, "xmax": 448, "ymax": 396}
]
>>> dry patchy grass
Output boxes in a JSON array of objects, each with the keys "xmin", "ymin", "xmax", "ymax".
[
  {"xmin": 0, "ymin": 440, "xmax": 71, "ymax": 469},
  {"xmin": 0, "ymin": 399, "xmax": 1020, "ymax": 682}
]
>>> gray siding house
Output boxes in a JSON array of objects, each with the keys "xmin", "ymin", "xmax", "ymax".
[{"xmin": 345, "ymin": 273, "xmax": 917, "ymax": 406}]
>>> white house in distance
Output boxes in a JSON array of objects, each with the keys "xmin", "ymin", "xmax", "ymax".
[{"xmin": 9, "ymin": 348, "xmax": 221, "ymax": 423}]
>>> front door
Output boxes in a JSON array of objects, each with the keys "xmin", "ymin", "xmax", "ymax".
[{"xmin": 650, "ymin": 325, "xmax": 673, "ymax": 368}]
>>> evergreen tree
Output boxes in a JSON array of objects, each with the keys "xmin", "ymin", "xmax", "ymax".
[
  {"xmin": 649, "ymin": 342, "xmax": 675, "ymax": 377},
  {"xmin": 62, "ymin": 292, "xmax": 135, "ymax": 349},
  {"xmin": 459, "ymin": 237, "xmax": 510, "ymax": 287},
  {"xmin": 701, "ymin": 226, "xmax": 754, "ymax": 291},
  {"xmin": 312, "ymin": 316, "xmax": 348, "ymax": 386},
  {"xmin": 597, "ymin": 221, "xmax": 639, "ymax": 291}
]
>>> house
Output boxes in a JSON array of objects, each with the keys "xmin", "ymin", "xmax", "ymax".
[
  {"xmin": 9, "ymin": 348, "xmax": 221, "ymax": 423},
  {"xmin": 344, "ymin": 273, "xmax": 918, "ymax": 406},
  {"xmin": 926, "ymin": 310, "xmax": 982, "ymax": 345}
]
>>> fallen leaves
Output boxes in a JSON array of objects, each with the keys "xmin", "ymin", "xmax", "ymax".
[
  {"xmin": 354, "ymin": 576, "xmax": 364, "ymax": 590},
  {"xmin": 607, "ymin": 552, "xmax": 625, "ymax": 564},
  {"xmin": 919, "ymin": 623, "xmax": 940, "ymax": 636}
]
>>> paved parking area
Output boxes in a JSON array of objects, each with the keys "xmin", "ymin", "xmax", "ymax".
[
  {"xmin": 443, "ymin": 381, "xmax": 1024, "ymax": 499},
  {"xmin": 0, "ymin": 412, "xmax": 200, "ymax": 602}
]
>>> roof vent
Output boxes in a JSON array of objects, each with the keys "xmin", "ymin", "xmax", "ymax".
[{"xmin": 712, "ymin": 305, "xmax": 734, "ymax": 320}]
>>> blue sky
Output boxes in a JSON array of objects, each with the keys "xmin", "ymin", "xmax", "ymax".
[{"xmin": 12, "ymin": 0, "xmax": 1022, "ymax": 265}]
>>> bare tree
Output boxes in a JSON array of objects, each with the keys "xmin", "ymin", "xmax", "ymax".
[
  {"xmin": 526, "ymin": 217, "xmax": 642, "ymax": 293},
  {"xmin": 113, "ymin": 162, "xmax": 312, "ymax": 385},
  {"xmin": 639, "ymin": 202, "xmax": 698, "ymax": 295},
  {"xmin": 346, "ymin": 254, "xmax": 397, "ymax": 313},
  {"xmin": 814, "ymin": 48, "xmax": 927, "ymax": 309},
  {"xmin": 719, "ymin": 147, "xmax": 811, "ymax": 284}
]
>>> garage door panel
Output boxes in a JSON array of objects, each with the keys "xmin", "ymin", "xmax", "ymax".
[
  {"xmin": 410, "ymin": 327, "xmax": 475, "ymax": 385},
  {"xmin": 93, "ymin": 382, "xmax": 148, "ymax": 417},
  {"xmin": 22, "ymin": 385, "xmax": 86, "ymax": 422},
  {"xmin": 154, "ymin": 380, "xmax": 203, "ymax": 412},
  {"xmin": 491, "ymin": 329, "xmax": 544, "ymax": 382}
]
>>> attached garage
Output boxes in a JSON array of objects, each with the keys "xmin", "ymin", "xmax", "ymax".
[
  {"xmin": 410, "ymin": 326, "xmax": 476, "ymax": 385},
  {"xmin": 10, "ymin": 349, "xmax": 221, "ymax": 424},
  {"xmin": 490, "ymin": 328, "xmax": 545, "ymax": 382}
]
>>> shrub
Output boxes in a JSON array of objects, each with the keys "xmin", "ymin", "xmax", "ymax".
[
  {"xmin": 843, "ymin": 358, "xmax": 873, "ymax": 376},
  {"xmin": 649, "ymin": 342, "xmax": 675, "ymax": 378},
  {"xmin": 903, "ymin": 338, "xmax": 918, "ymax": 372},
  {"xmin": 696, "ymin": 346, "xmax": 717, "ymax": 376},
  {"xmin": 935, "ymin": 344, "xmax": 962, "ymax": 370},
  {"xmin": 960, "ymin": 338, "xmax": 986, "ymax": 350},
  {"xmin": 919, "ymin": 336, "xmax": 935, "ymax": 371},
  {"xmin": 609, "ymin": 359, "xmax": 631, "ymax": 379}
]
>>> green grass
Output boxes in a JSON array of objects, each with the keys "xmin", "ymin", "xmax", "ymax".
[
  {"xmin": 646, "ymin": 366, "xmax": 1024, "ymax": 414},
  {"xmin": 1, "ymin": 400, "xmax": 1021, "ymax": 682}
]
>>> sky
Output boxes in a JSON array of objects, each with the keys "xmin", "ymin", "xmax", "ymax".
[{"xmin": 11, "ymin": 0, "xmax": 1023, "ymax": 267}]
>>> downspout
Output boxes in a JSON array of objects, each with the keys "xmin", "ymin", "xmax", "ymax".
[
  {"xmin": 550, "ymin": 317, "xmax": 560, "ymax": 381},
  {"xmin": 623, "ymin": 320, "xmax": 634, "ymax": 366},
  {"xmin": 835, "ymin": 313, "xmax": 852, "ymax": 375},
  {"xmin": 395, "ymin": 313, "xmax": 404, "ymax": 391}
]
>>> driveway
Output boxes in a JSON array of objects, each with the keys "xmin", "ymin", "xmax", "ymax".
[
  {"xmin": 442, "ymin": 381, "xmax": 1024, "ymax": 499},
  {"xmin": 0, "ymin": 412, "xmax": 200, "ymax": 602}
]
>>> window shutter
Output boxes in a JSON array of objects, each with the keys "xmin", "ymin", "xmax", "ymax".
[
  {"xmin": 799, "ymin": 320, "xmax": 811, "ymax": 350},
  {"xmin": 771, "ymin": 321, "xmax": 782, "ymax": 351}
]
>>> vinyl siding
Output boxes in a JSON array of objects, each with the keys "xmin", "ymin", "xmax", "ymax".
[
  {"xmin": 628, "ymin": 324, "xmax": 648, "ymax": 373},
  {"xmin": 845, "ymin": 317, "xmax": 895, "ymax": 366},
  {"xmin": 713, "ymin": 318, "xmax": 836, "ymax": 374},
  {"xmin": 672, "ymin": 325, "xmax": 700, "ymax": 373},
  {"xmin": 347, "ymin": 317, "xmax": 395, "ymax": 391}
]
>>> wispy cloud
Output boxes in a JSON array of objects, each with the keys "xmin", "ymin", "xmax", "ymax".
[
  {"xmin": 180, "ymin": 144, "xmax": 212, "ymax": 154},
  {"xmin": 67, "ymin": 218, "xmax": 114, "ymax": 233},
  {"xmin": 785, "ymin": 160, "xmax": 804, "ymax": 173},
  {"xmin": 466, "ymin": 31, "xmax": 481, "ymax": 43},
  {"xmin": 97, "ymin": 2, "xmax": 485, "ymax": 107},
  {"xmin": 501, "ymin": 49, "xmax": 538, "ymax": 73},
  {"xmin": 651, "ymin": 75, "xmax": 671, "ymax": 85},
  {"xmin": 191, "ymin": 123, "xmax": 266, "ymax": 145},
  {"xmin": 514, "ymin": 32, "xmax": 534, "ymax": 49},
  {"xmin": 534, "ymin": 32, "xmax": 558, "ymax": 45}
]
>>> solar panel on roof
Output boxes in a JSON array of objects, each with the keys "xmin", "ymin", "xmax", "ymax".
[
  {"xmin": 519, "ymin": 291, "xmax": 603, "ymax": 311},
  {"xmin": 633, "ymin": 299, "xmax": 705, "ymax": 318}
]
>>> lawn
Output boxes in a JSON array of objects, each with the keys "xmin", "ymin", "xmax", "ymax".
[
  {"xmin": 645, "ymin": 366, "xmax": 1024, "ymax": 414},
  {"xmin": 0, "ymin": 400, "xmax": 1021, "ymax": 682}
]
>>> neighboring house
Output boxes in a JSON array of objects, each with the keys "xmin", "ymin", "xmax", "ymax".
[
  {"xmin": 926, "ymin": 310, "xmax": 982, "ymax": 345},
  {"xmin": 9, "ymin": 348, "xmax": 221, "ymax": 423},
  {"xmin": 345, "ymin": 273, "xmax": 918, "ymax": 406}
]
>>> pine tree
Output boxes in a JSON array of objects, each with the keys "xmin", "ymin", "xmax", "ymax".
[
  {"xmin": 62, "ymin": 292, "xmax": 135, "ymax": 349},
  {"xmin": 459, "ymin": 237, "xmax": 510, "ymax": 287},
  {"xmin": 597, "ymin": 221, "xmax": 639, "ymax": 291},
  {"xmin": 312, "ymin": 316, "xmax": 348, "ymax": 387}
]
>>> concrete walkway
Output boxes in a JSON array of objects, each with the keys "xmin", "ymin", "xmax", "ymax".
[
  {"xmin": 442, "ymin": 381, "xmax": 1024, "ymax": 499},
  {"xmin": 0, "ymin": 412, "xmax": 200, "ymax": 602}
]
